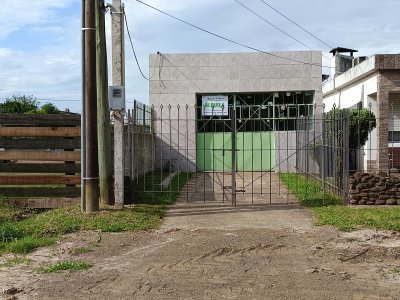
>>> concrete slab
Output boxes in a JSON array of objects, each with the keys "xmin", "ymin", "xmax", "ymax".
[{"xmin": 162, "ymin": 172, "xmax": 314, "ymax": 231}]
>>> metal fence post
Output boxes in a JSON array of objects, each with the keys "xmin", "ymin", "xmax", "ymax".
[
  {"xmin": 231, "ymin": 94, "xmax": 237, "ymax": 206},
  {"xmin": 342, "ymin": 109, "xmax": 350, "ymax": 204},
  {"xmin": 304, "ymin": 114, "xmax": 310, "ymax": 201},
  {"xmin": 321, "ymin": 105, "xmax": 326, "ymax": 204}
]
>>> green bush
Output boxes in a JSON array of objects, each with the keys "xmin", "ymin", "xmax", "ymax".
[{"xmin": 0, "ymin": 95, "xmax": 60, "ymax": 114}]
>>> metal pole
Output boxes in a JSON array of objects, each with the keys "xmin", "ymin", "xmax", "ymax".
[
  {"xmin": 84, "ymin": 0, "xmax": 100, "ymax": 213},
  {"xmin": 231, "ymin": 94, "xmax": 237, "ymax": 207},
  {"xmin": 222, "ymin": 103, "xmax": 225, "ymax": 203},
  {"xmin": 322, "ymin": 105, "xmax": 326, "ymax": 204},
  {"xmin": 186, "ymin": 105, "xmax": 189, "ymax": 202},
  {"xmin": 111, "ymin": 0, "xmax": 125, "ymax": 206},
  {"xmin": 130, "ymin": 100, "xmax": 137, "ymax": 184},
  {"xmin": 203, "ymin": 106, "xmax": 206, "ymax": 203},
  {"xmin": 342, "ymin": 109, "xmax": 350, "ymax": 204}
]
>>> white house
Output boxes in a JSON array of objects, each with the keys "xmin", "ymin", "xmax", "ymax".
[{"xmin": 323, "ymin": 48, "xmax": 400, "ymax": 173}]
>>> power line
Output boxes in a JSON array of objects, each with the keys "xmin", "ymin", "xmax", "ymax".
[
  {"xmin": 124, "ymin": 12, "xmax": 150, "ymax": 80},
  {"xmin": 159, "ymin": 52, "xmax": 204, "ymax": 91},
  {"xmin": 135, "ymin": 0, "xmax": 333, "ymax": 68},
  {"xmin": 259, "ymin": 0, "xmax": 333, "ymax": 49},
  {"xmin": 41, "ymin": 99, "xmax": 81, "ymax": 102},
  {"xmin": 124, "ymin": 12, "xmax": 161, "ymax": 81},
  {"xmin": 233, "ymin": 0, "xmax": 332, "ymax": 61}
]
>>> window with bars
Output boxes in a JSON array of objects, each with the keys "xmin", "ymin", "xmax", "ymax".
[{"xmin": 196, "ymin": 91, "xmax": 315, "ymax": 133}]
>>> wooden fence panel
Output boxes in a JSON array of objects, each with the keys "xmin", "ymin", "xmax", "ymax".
[
  {"xmin": 0, "ymin": 187, "xmax": 80, "ymax": 198},
  {"xmin": 0, "ymin": 127, "xmax": 80, "ymax": 137},
  {"xmin": 0, "ymin": 113, "xmax": 80, "ymax": 126},
  {"xmin": 0, "ymin": 113, "xmax": 82, "ymax": 207},
  {"xmin": 0, "ymin": 137, "xmax": 81, "ymax": 149},
  {"xmin": 0, "ymin": 150, "xmax": 81, "ymax": 161},
  {"xmin": 0, "ymin": 163, "xmax": 81, "ymax": 173},
  {"xmin": 0, "ymin": 175, "xmax": 81, "ymax": 185}
]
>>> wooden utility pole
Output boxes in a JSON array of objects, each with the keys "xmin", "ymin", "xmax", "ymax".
[
  {"xmin": 81, "ymin": 0, "xmax": 86, "ymax": 212},
  {"xmin": 111, "ymin": 0, "xmax": 125, "ymax": 206},
  {"xmin": 84, "ymin": 0, "xmax": 99, "ymax": 213},
  {"xmin": 96, "ymin": 0, "xmax": 114, "ymax": 206}
]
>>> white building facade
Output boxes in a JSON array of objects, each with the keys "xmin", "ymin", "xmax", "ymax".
[{"xmin": 323, "ymin": 53, "xmax": 400, "ymax": 173}]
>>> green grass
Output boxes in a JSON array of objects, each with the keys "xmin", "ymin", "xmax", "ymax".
[
  {"xmin": 41, "ymin": 261, "xmax": 93, "ymax": 273},
  {"xmin": 279, "ymin": 173, "xmax": 342, "ymax": 207},
  {"xmin": 2, "ymin": 236, "xmax": 57, "ymax": 254},
  {"xmin": 390, "ymin": 267, "xmax": 400, "ymax": 274},
  {"xmin": 0, "ymin": 199, "xmax": 30, "ymax": 223},
  {"xmin": 2, "ymin": 255, "xmax": 30, "ymax": 266},
  {"xmin": 312, "ymin": 205, "xmax": 400, "ymax": 231},
  {"xmin": 0, "ymin": 172, "xmax": 191, "ymax": 254},
  {"xmin": 279, "ymin": 173, "xmax": 400, "ymax": 232},
  {"xmin": 133, "ymin": 172, "xmax": 192, "ymax": 205},
  {"xmin": 0, "ymin": 205, "xmax": 165, "ymax": 254}
]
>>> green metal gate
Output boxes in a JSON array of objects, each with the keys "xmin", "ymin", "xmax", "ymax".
[
  {"xmin": 196, "ymin": 132, "xmax": 275, "ymax": 172},
  {"xmin": 136, "ymin": 91, "xmax": 316, "ymax": 207},
  {"xmin": 196, "ymin": 93, "xmax": 276, "ymax": 173}
]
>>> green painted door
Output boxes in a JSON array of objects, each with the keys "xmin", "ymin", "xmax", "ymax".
[
  {"xmin": 236, "ymin": 132, "xmax": 275, "ymax": 171},
  {"xmin": 196, "ymin": 132, "xmax": 275, "ymax": 171},
  {"xmin": 196, "ymin": 133, "xmax": 232, "ymax": 171}
]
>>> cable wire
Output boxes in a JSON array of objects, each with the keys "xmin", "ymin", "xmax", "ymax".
[
  {"xmin": 40, "ymin": 99, "xmax": 81, "ymax": 102},
  {"xmin": 259, "ymin": 0, "xmax": 333, "ymax": 49},
  {"xmin": 159, "ymin": 52, "xmax": 204, "ymax": 91},
  {"xmin": 135, "ymin": 0, "xmax": 333, "ymax": 68},
  {"xmin": 233, "ymin": 0, "xmax": 332, "ymax": 61},
  {"xmin": 124, "ymin": 11, "xmax": 150, "ymax": 80},
  {"xmin": 234, "ymin": 1, "xmax": 318, "ymax": 53}
]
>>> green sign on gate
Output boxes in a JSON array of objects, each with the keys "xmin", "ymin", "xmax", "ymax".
[{"xmin": 202, "ymin": 95, "xmax": 229, "ymax": 116}]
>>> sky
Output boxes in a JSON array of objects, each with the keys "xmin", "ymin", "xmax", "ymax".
[{"xmin": 0, "ymin": 0, "xmax": 399, "ymax": 112}]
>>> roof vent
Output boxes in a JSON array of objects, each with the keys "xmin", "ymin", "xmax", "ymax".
[{"xmin": 330, "ymin": 47, "xmax": 358, "ymax": 57}]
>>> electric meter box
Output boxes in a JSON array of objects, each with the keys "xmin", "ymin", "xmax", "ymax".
[{"xmin": 108, "ymin": 86, "xmax": 125, "ymax": 111}]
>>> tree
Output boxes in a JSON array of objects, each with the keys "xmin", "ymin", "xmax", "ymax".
[
  {"xmin": 348, "ymin": 108, "xmax": 376, "ymax": 150},
  {"xmin": 0, "ymin": 95, "xmax": 60, "ymax": 114},
  {"xmin": 326, "ymin": 108, "xmax": 376, "ymax": 151},
  {"xmin": 38, "ymin": 103, "xmax": 60, "ymax": 114},
  {"xmin": 311, "ymin": 107, "xmax": 377, "ymax": 186},
  {"xmin": 0, "ymin": 95, "xmax": 38, "ymax": 113}
]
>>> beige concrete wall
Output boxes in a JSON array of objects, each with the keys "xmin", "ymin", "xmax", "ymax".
[
  {"xmin": 125, "ymin": 132, "xmax": 154, "ymax": 179},
  {"xmin": 150, "ymin": 51, "xmax": 322, "ymax": 106},
  {"xmin": 149, "ymin": 51, "xmax": 322, "ymax": 172}
]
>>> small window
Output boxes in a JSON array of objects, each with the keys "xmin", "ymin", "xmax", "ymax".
[{"xmin": 389, "ymin": 131, "xmax": 400, "ymax": 142}]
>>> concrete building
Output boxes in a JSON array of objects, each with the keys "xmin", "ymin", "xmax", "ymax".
[
  {"xmin": 323, "ymin": 49, "xmax": 400, "ymax": 173},
  {"xmin": 149, "ymin": 51, "xmax": 322, "ymax": 173}
]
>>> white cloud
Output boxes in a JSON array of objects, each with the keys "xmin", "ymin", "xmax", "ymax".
[
  {"xmin": 1, "ymin": 0, "xmax": 400, "ymax": 112},
  {"xmin": 0, "ymin": 48, "xmax": 14, "ymax": 58},
  {"xmin": 0, "ymin": 0, "xmax": 76, "ymax": 39},
  {"xmin": 0, "ymin": 13, "xmax": 82, "ymax": 112}
]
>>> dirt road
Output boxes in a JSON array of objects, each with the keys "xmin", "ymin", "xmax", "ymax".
[{"xmin": 1, "ymin": 201, "xmax": 400, "ymax": 299}]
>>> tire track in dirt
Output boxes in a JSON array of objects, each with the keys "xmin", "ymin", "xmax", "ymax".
[
  {"xmin": 4, "ymin": 227, "xmax": 400, "ymax": 299},
  {"xmin": 144, "ymin": 243, "xmax": 275, "ymax": 277}
]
